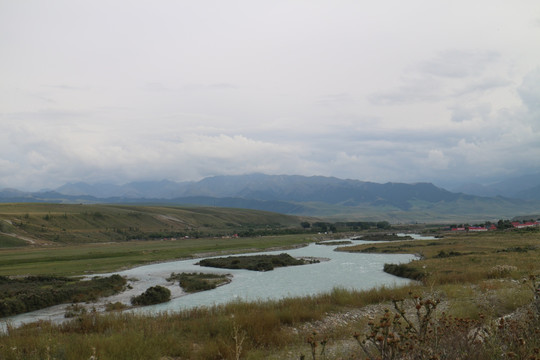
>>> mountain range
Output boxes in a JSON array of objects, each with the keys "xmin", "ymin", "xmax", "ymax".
[
  {"xmin": 451, "ymin": 172, "xmax": 540, "ymax": 200},
  {"xmin": 1, "ymin": 174, "xmax": 539, "ymax": 222}
]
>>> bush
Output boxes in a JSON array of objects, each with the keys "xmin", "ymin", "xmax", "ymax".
[
  {"xmin": 168, "ymin": 272, "xmax": 231, "ymax": 293},
  {"xmin": 384, "ymin": 263, "xmax": 425, "ymax": 281},
  {"xmin": 131, "ymin": 285, "xmax": 171, "ymax": 306},
  {"xmin": 0, "ymin": 274, "xmax": 126, "ymax": 317},
  {"xmin": 488, "ymin": 265, "xmax": 517, "ymax": 279}
]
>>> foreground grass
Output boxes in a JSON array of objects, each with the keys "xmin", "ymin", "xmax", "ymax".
[
  {"xmin": 2, "ymin": 281, "xmax": 538, "ymax": 360},
  {"xmin": 1, "ymin": 286, "xmax": 419, "ymax": 360}
]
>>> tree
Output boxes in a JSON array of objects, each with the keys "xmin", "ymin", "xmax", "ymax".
[
  {"xmin": 497, "ymin": 219, "xmax": 512, "ymax": 230},
  {"xmin": 131, "ymin": 286, "xmax": 171, "ymax": 306}
]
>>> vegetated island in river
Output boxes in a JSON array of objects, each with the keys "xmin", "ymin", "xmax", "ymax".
[
  {"xmin": 167, "ymin": 272, "xmax": 232, "ymax": 293},
  {"xmin": 197, "ymin": 253, "xmax": 319, "ymax": 272},
  {"xmin": 0, "ymin": 275, "xmax": 126, "ymax": 318},
  {"xmin": 352, "ymin": 233, "xmax": 413, "ymax": 241},
  {"xmin": 316, "ymin": 240, "xmax": 353, "ymax": 246}
]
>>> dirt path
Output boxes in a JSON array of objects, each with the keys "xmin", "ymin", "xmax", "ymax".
[
  {"xmin": 1, "ymin": 219, "xmax": 51, "ymax": 245},
  {"xmin": 0, "ymin": 231, "xmax": 37, "ymax": 244}
]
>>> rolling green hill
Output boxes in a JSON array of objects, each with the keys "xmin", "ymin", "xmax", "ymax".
[{"xmin": 0, "ymin": 203, "xmax": 309, "ymax": 246}]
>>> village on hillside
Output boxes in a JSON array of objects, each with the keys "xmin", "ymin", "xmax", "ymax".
[{"xmin": 450, "ymin": 220, "xmax": 540, "ymax": 232}]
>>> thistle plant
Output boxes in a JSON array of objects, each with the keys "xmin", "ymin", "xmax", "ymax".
[
  {"xmin": 304, "ymin": 331, "xmax": 328, "ymax": 360},
  {"xmin": 353, "ymin": 292, "xmax": 441, "ymax": 360}
]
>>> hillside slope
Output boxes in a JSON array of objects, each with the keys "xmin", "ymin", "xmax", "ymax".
[{"xmin": 0, "ymin": 203, "xmax": 307, "ymax": 245}]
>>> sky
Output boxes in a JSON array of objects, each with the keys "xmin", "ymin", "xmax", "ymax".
[{"xmin": 1, "ymin": 0, "xmax": 540, "ymax": 191}]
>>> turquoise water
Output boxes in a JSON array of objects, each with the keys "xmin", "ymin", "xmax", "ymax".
[
  {"xmin": 3, "ymin": 237, "xmax": 425, "ymax": 329},
  {"xmin": 133, "ymin": 240, "xmax": 417, "ymax": 314}
]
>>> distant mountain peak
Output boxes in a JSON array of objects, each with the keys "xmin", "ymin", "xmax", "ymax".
[{"xmin": 3, "ymin": 174, "xmax": 540, "ymax": 221}]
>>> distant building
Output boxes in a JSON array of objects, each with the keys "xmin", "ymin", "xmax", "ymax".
[
  {"xmin": 512, "ymin": 221, "xmax": 538, "ymax": 228},
  {"xmin": 469, "ymin": 226, "xmax": 487, "ymax": 231}
]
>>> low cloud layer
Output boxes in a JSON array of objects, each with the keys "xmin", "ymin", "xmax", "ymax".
[{"xmin": 1, "ymin": 1, "xmax": 539, "ymax": 190}]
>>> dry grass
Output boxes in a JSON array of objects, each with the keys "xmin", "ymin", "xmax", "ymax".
[
  {"xmin": 341, "ymin": 230, "xmax": 540, "ymax": 286},
  {"xmin": 1, "ymin": 230, "xmax": 539, "ymax": 359}
]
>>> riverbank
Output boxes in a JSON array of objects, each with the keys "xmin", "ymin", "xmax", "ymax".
[
  {"xmin": 2, "ymin": 230, "xmax": 538, "ymax": 359},
  {"xmin": 2, "ymin": 239, "xmax": 415, "ymax": 330}
]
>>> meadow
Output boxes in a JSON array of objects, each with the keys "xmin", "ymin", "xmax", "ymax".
[
  {"xmin": 0, "ymin": 234, "xmax": 314, "ymax": 276},
  {"xmin": 0, "ymin": 204, "xmax": 538, "ymax": 359},
  {"xmin": 0, "ymin": 203, "xmax": 318, "ymax": 276}
]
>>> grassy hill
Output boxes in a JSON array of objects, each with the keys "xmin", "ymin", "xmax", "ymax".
[{"xmin": 0, "ymin": 203, "xmax": 309, "ymax": 246}]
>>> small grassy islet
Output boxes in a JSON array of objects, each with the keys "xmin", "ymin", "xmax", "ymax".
[
  {"xmin": 196, "ymin": 253, "xmax": 319, "ymax": 272},
  {"xmin": 168, "ymin": 272, "xmax": 232, "ymax": 293}
]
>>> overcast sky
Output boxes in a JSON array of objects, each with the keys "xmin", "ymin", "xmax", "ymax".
[{"xmin": 1, "ymin": 0, "xmax": 540, "ymax": 191}]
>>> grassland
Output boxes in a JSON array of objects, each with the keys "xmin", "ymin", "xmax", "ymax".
[
  {"xmin": 0, "ymin": 234, "xmax": 316, "ymax": 276},
  {"xmin": 0, "ymin": 203, "xmax": 539, "ymax": 359},
  {"xmin": 339, "ymin": 229, "xmax": 540, "ymax": 285},
  {"xmin": 0, "ymin": 203, "xmax": 317, "ymax": 276},
  {"xmin": 0, "ymin": 203, "xmax": 308, "ymax": 245}
]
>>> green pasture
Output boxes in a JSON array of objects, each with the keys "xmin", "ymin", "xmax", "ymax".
[
  {"xmin": 0, "ymin": 203, "xmax": 306, "ymax": 244},
  {"xmin": 340, "ymin": 229, "xmax": 540, "ymax": 284},
  {"xmin": 0, "ymin": 234, "xmax": 314, "ymax": 276}
]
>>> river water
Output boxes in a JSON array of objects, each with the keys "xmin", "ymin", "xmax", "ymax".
[{"xmin": 2, "ymin": 236, "xmax": 428, "ymax": 329}]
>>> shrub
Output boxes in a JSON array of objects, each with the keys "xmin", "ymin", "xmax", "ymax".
[
  {"xmin": 488, "ymin": 265, "xmax": 517, "ymax": 279},
  {"xmin": 383, "ymin": 263, "xmax": 425, "ymax": 281},
  {"xmin": 0, "ymin": 274, "xmax": 126, "ymax": 317},
  {"xmin": 64, "ymin": 303, "xmax": 87, "ymax": 318},
  {"xmin": 168, "ymin": 272, "xmax": 231, "ymax": 293},
  {"xmin": 131, "ymin": 285, "xmax": 171, "ymax": 306},
  {"xmin": 105, "ymin": 301, "xmax": 128, "ymax": 311},
  {"xmin": 435, "ymin": 250, "xmax": 463, "ymax": 258}
]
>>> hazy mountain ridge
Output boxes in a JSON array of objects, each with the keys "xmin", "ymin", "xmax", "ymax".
[
  {"xmin": 2, "ymin": 174, "xmax": 540, "ymax": 221},
  {"xmin": 50, "ymin": 175, "xmax": 461, "ymax": 207},
  {"xmin": 452, "ymin": 172, "xmax": 540, "ymax": 199},
  {"xmin": 55, "ymin": 180, "xmax": 190, "ymax": 199}
]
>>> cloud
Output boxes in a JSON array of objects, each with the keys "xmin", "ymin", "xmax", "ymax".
[
  {"xmin": 517, "ymin": 67, "xmax": 540, "ymax": 113},
  {"xmin": 368, "ymin": 76, "xmax": 444, "ymax": 105},
  {"xmin": 453, "ymin": 77, "xmax": 513, "ymax": 97},
  {"xmin": 419, "ymin": 50, "xmax": 500, "ymax": 78},
  {"xmin": 448, "ymin": 103, "xmax": 492, "ymax": 123},
  {"xmin": 369, "ymin": 50, "xmax": 506, "ymax": 106},
  {"xmin": 315, "ymin": 93, "xmax": 355, "ymax": 106},
  {"xmin": 1, "ymin": 1, "xmax": 540, "ymax": 190}
]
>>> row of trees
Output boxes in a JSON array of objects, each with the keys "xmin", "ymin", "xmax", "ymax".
[
  {"xmin": 449, "ymin": 218, "xmax": 539, "ymax": 230},
  {"xmin": 301, "ymin": 221, "xmax": 391, "ymax": 232}
]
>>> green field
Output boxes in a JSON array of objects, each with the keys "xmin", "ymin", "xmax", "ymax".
[
  {"xmin": 0, "ymin": 203, "xmax": 539, "ymax": 359},
  {"xmin": 0, "ymin": 203, "xmax": 308, "ymax": 244},
  {"xmin": 339, "ymin": 229, "xmax": 540, "ymax": 285},
  {"xmin": 0, "ymin": 203, "xmax": 318, "ymax": 275},
  {"xmin": 0, "ymin": 234, "xmax": 316, "ymax": 276}
]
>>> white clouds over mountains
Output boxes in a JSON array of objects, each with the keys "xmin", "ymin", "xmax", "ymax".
[{"xmin": 1, "ymin": 0, "xmax": 539, "ymax": 190}]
